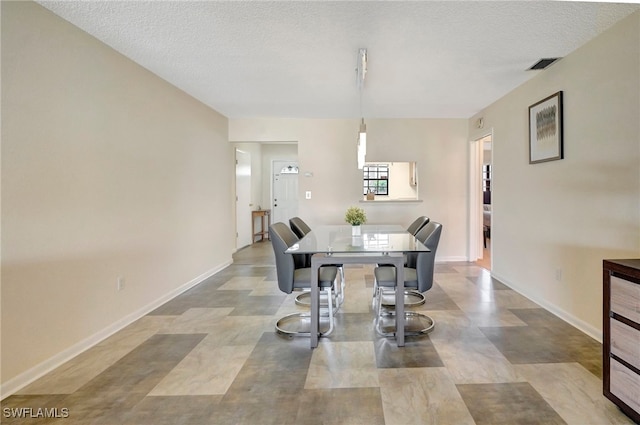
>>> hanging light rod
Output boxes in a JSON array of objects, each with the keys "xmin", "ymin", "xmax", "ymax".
[
  {"xmin": 356, "ymin": 48, "xmax": 367, "ymax": 89},
  {"xmin": 357, "ymin": 48, "xmax": 368, "ymax": 170}
]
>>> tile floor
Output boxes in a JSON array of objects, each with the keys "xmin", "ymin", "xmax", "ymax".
[{"xmin": 3, "ymin": 241, "xmax": 635, "ymax": 425}]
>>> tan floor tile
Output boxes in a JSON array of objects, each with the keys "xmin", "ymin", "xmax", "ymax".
[
  {"xmin": 18, "ymin": 316, "xmax": 175, "ymax": 395},
  {"xmin": 159, "ymin": 307, "xmax": 233, "ymax": 334},
  {"xmin": 457, "ymin": 381, "xmax": 565, "ymax": 425},
  {"xmin": 340, "ymin": 285, "xmax": 376, "ymax": 313},
  {"xmin": 17, "ymin": 344, "xmax": 130, "ymax": 396},
  {"xmin": 426, "ymin": 310, "xmax": 487, "ymax": 340},
  {"xmin": 436, "ymin": 278, "xmax": 482, "ymax": 302},
  {"xmin": 444, "ymin": 289, "xmax": 539, "ymax": 314},
  {"xmin": 149, "ymin": 337, "xmax": 254, "ymax": 395},
  {"xmin": 305, "ymin": 341, "xmax": 379, "ymax": 389},
  {"xmin": 451, "ymin": 264, "xmax": 485, "ymax": 276},
  {"xmin": 206, "ymin": 315, "xmax": 276, "ymax": 346},
  {"xmin": 274, "ymin": 294, "xmax": 309, "ymax": 316},
  {"xmin": 297, "ymin": 387, "xmax": 385, "ymax": 425},
  {"xmin": 246, "ymin": 281, "xmax": 284, "ymax": 296},
  {"xmin": 515, "ymin": 363, "xmax": 636, "ymax": 425},
  {"xmin": 431, "ymin": 336, "xmax": 521, "ymax": 384},
  {"xmin": 490, "ymin": 289, "xmax": 540, "ymax": 309},
  {"xmin": 217, "ymin": 276, "xmax": 268, "ymax": 291},
  {"xmin": 378, "ymin": 368, "xmax": 475, "ymax": 425},
  {"xmin": 458, "ymin": 309, "xmax": 528, "ymax": 327}
]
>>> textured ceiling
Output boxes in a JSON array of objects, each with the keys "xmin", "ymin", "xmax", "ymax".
[{"xmin": 37, "ymin": 1, "xmax": 639, "ymax": 119}]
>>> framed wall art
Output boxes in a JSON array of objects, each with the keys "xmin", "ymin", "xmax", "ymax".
[{"xmin": 529, "ymin": 91, "xmax": 563, "ymax": 164}]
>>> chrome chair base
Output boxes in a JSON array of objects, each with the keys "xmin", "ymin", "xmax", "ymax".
[
  {"xmin": 373, "ymin": 285, "xmax": 433, "ymax": 337},
  {"xmin": 277, "ymin": 287, "xmax": 335, "ymax": 337},
  {"xmin": 294, "ymin": 291, "xmax": 312, "ymax": 306},
  {"xmin": 275, "ymin": 312, "xmax": 335, "ymax": 337},
  {"xmin": 295, "ymin": 287, "xmax": 345, "ymax": 308},
  {"xmin": 295, "ymin": 267, "xmax": 345, "ymax": 308},
  {"xmin": 378, "ymin": 289, "xmax": 425, "ymax": 307},
  {"xmin": 375, "ymin": 311, "xmax": 435, "ymax": 337}
]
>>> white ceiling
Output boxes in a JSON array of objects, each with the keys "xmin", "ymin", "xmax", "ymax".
[{"xmin": 37, "ymin": 1, "xmax": 639, "ymax": 119}]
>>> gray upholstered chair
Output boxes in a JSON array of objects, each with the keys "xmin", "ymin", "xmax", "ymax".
[
  {"xmin": 289, "ymin": 217, "xmax": 313, "ymax": 267},
  {"xmin": 373, "ymin": 221, "xmax": 442, "ymax": 336},
  {"xmin": 289, "ymin": 217, "xmax": 345, "ymax": 307},
  {"xmin": 289, "ymin": 216, "xmax": 312, "ymax": 242},
  {"xmin": 376, "ymin": 217, "xmax": 432, "ymax": 306},
  {"xmin": 377, "ymin": 216, "xmax": 429, "ymax": 270},
  {"xmin": 270, "ymin": 222, "xmax": 338, "ymax": 336},
  {"xmin": 407, "ymin": 216, "xmax": 430, "ymax": 236}
]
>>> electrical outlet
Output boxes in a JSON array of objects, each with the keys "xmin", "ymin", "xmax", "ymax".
[
  {"xmin": 117, "ymin": 277, "xmax": 125, "ymax": 291},
  {"xmin": 305, "ymin": 191, "xmax": 311, "ymax": 199}
]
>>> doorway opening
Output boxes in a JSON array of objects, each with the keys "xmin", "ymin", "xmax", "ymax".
[
  {"xmin": 469, "ymin": 134, "xmax": 492, "ymax": 270},
  {"xmin": 235, "ymin": 148, "xmax": 252, "ymax": 249},
  {"xmin": 232, "ymin": 142, "xmax": 298, "ymax": 252}
]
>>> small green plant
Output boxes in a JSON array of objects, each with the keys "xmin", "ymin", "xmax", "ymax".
[{"xmin": 344, "ymin": 206, "xmax": 367, "ymax": 226}]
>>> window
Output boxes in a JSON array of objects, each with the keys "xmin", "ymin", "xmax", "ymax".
[
  {"xmin": 279, "ymin": 165, "xmax": 299, "ymax": 174},
  {"xmin": 363, "ymin": 164, "xmax": 389, "ymax": 195},
  {"xmin": 482, "ymin": 164, "xmax": 492, "ymax": 192},
  {"xmin": 482, "ymin": 164, "xmax": 492, "ymax": 205}
]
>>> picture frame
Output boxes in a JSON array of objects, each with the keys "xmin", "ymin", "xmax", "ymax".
[{"xmin": 529, "ymin": 91, "xmax": 563, "ymax": 164}]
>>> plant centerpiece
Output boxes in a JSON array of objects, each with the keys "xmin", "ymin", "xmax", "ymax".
[{"xmin": 345, "ymin": 206, "xmax": 367, "ymax": 236}]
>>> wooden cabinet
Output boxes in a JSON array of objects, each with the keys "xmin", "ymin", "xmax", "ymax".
[{"xmin": 603, "ymin": 259, "xmax": 640, "ymax": 423}]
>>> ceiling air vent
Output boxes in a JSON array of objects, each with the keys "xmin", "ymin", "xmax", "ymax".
[{"xmin": 528, "ymin": 58, "xmax": 561, "ymax": 70}]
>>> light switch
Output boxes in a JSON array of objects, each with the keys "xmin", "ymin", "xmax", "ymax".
[{"xmin": 305, "ymin": 191, "xmax": 311, "ymax": 199}]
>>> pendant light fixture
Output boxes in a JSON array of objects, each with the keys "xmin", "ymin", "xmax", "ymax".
[
  {"xmin": 356, "ymin": 48, "xmax": 367, "ymax": 169},
  {"xmin": 358, "ymin": 118, "xmax": 366, "ymax": 170}
]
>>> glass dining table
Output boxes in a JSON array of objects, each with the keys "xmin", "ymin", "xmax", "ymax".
[{"xmin": 285, "ymin": 224, "xmax": 430, "ymax": 348}]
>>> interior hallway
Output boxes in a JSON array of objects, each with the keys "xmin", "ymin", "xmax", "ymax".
[
  {"xmin": 2, "ymin": 241, "xmax": 633, "ymax": 425},
  {"xmin": 476, "ymin": 234, "xmax": 491, "ymax": 271}
]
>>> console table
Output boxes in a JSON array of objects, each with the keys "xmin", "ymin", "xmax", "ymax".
[
  {"xmin": 251, "ymin": 210, "xmax": 270, "ymax": 243},
  {"xmin": 603, "ymin": 259, "xmax": 640, "ymax": 423}
]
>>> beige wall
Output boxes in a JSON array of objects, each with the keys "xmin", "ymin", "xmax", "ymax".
[
  {"xmin": 229, "ymin": 118, "xmax": 470, "ymax": 261},
  {"xmin": 1, "ymin": 1, "xmax": 234, "ymax": 389},
  {"xmin": 469, "ymin": 11, "xmax": 640, "ymax": 339}
]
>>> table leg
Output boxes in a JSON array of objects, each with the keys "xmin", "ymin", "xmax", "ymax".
[
  {"xmin": 310, "ymin": 254, "xmax": 320, "ymax": 348},
  {"xmin": 251, "ymin": 214, "xmax": 255, "ymax": 244},
  {"xmin": 394, "ymin": 254, "xmax": 405, "ymax": 346}
]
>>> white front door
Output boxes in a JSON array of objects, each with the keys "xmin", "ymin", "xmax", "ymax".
[
  {"xmin": 272, "ymin": 160, "xmax": 299, "ymax": 225},
  {"xmin": 235, "ymin": 149, "xmax": 252, "ymax": 249}
]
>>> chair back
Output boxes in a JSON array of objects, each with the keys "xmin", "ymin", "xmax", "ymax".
[
  {"xmin": 407, "ymin": 216, "xmax": 430, "ymax": 236},
  {"xmin": 406, "ymin": 220, "xmax": 433, "ymax": 268},
  {"xmin": 269, "ymin": 222, "xmax": 305, "ymax": 294},
  {"xmin": 289, "ymin": 217, "xmax": 313, "ymax": 267},
  {"xmin": 289, "ymin": 217, "xmax": 312, "ymax": 239},
  {"xmin": 414, "ymin": 221, "xmax": 442, "ymax": 292}
]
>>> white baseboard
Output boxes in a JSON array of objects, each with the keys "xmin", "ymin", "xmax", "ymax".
[
  {"xmin": 490, "ymin": 271, "xmax": 602, "ymax": 343},
  {"xmin": 1, "ymin": 260, "xmax": 233, "ymax": 400}
]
